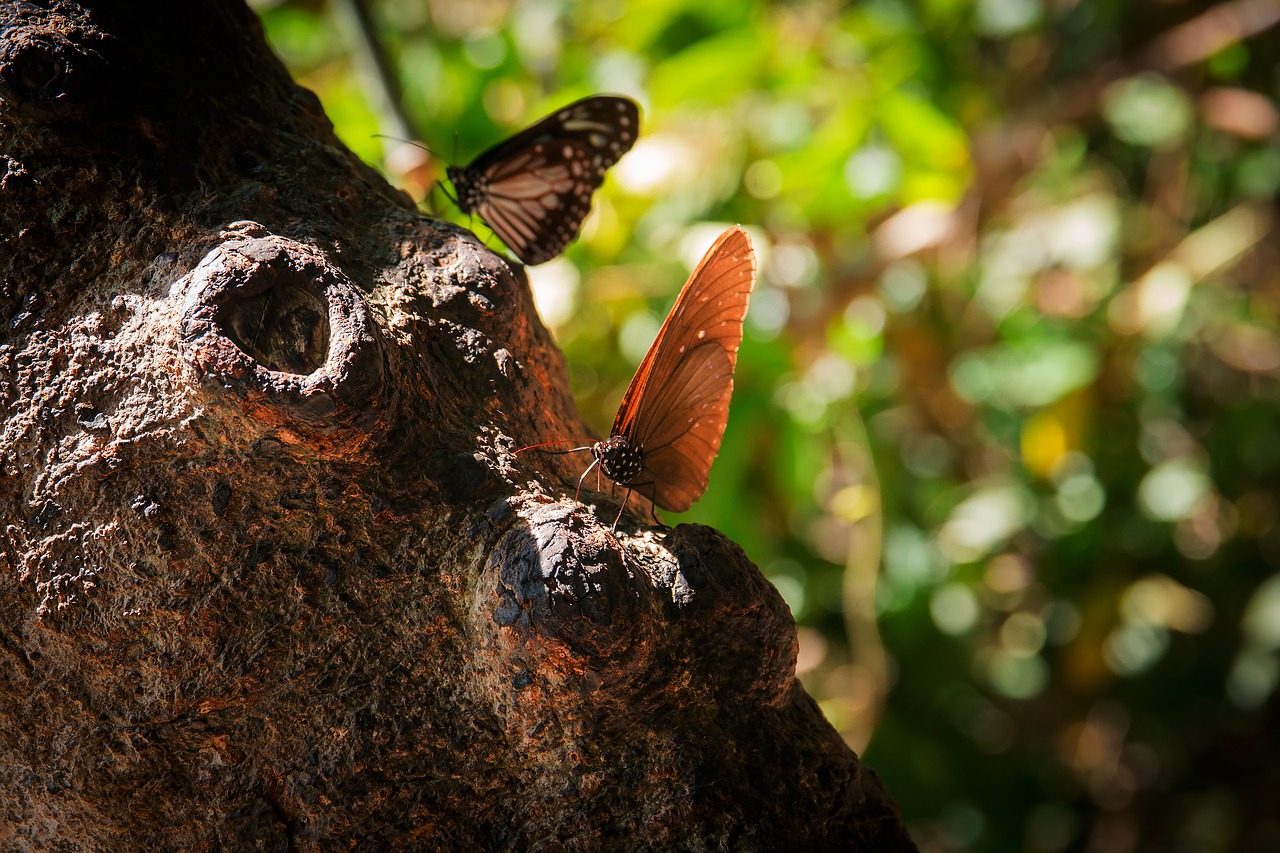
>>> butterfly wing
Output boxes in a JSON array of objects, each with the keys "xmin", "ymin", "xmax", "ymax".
[
  {"xmin": 629, "ymin": 344, "xmax": 736, "ymax": 511},
  {"xmin": 612, "ymin": 226, "xmax": 757, "ymax": 511},
  {"xmin": 451, "ymin": 95, "xmax": 640, "ymax": 265}
]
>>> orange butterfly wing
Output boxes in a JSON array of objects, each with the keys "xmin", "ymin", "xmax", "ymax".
[{"xmin": 612, "ymin": 226, "xmax": 756, "ymax": 511}]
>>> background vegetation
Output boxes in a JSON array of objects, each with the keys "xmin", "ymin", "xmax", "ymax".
[{"xmin": 255, "ymin": 0, "xmax": 1280, "ymax": 848}]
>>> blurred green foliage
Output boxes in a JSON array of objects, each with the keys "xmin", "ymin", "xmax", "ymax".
[{"xmin": 257, "ymin": 0, "xmax": 1280, "ymax": 848}]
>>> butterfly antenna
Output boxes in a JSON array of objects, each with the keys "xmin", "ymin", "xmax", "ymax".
[
  {"xmin": 371, "ymin": 134, "xmax": 438, "ymax": 157},
  {"xmin": 514, "ymin": 438, "xmax": 594, "ymax": 455}
]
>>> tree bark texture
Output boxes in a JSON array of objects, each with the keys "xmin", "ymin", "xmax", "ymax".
[{"xmin": 0, "ymin": 2, "xmax": 915, "ymax": 850}]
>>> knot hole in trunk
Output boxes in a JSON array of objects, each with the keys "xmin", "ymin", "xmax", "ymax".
[
  {"xmin": 179, "ymin": 225, "xmax": 392, "ymax": 437},
  {"xmin": 221, "ymin": 268, "xmax": 329, "ymax": 376}
]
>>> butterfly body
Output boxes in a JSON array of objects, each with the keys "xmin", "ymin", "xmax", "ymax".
[
  {"xmin": 448, "ymin": 95, "xmax": 640, "ymax": 265},
  {"xmin": 445, "ymin": 164, "xmax": 489, "ymax": 214},
  {"xmin": 593, "ymin": 434, "xmax": 645, "ymax": 486}
]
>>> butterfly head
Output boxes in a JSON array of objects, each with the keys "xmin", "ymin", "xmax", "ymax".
[{"xmin": 593, "ymin": 434, "xmax": 644, "ymax": 486}]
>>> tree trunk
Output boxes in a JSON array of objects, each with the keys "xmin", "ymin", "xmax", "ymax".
[{"xmin": 0, "ymin": 2, "xmax": 915, "ymax": 849}]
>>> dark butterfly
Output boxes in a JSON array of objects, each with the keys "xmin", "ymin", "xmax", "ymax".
[
  {"xmin": 446, "ymin": 95, "xmax": 640, "ymax": 265},
  {"xmin": 524, "ymin": 226, "xmax": 756, "ymax": 527}
]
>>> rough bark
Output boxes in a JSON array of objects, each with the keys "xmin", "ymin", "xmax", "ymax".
[{"xmin": 0, "ymin": 2, "xmax": 915, "ymax": 850}]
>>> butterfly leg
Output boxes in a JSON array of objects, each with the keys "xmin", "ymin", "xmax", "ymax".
[
  {"xmin": 575, "ymin": 458, "xmax": 599, "ymax": 504},
  {"xmin": 611, "ymin": 487, "xmax": 633, "ymax": 532},
  {"xmin": 612, "ymin": 481, "xmax": 658, "ymax": 529},
  {"xmin": 423, "ymin": 180, "xmax": 448, "ymax": 216},
  {"xmin": 437, "ymin": 179, "xmax": 459, "ymax": 209},
  {"xmin": 635, "ymin": 480, "xmax": 660, "ymax": 526},
  {"xmin": 436, "ymin": 176, "xmax": 467, "ymax": 222}
]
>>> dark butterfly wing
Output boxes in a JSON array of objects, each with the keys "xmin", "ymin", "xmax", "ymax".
[
  {"xmin": 448, "ymin": 95, "xmax": 640, "ymax": 265},
  {"xmin": 612, "ymin": 226, "xmax": 757, "ymax": 512}
]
